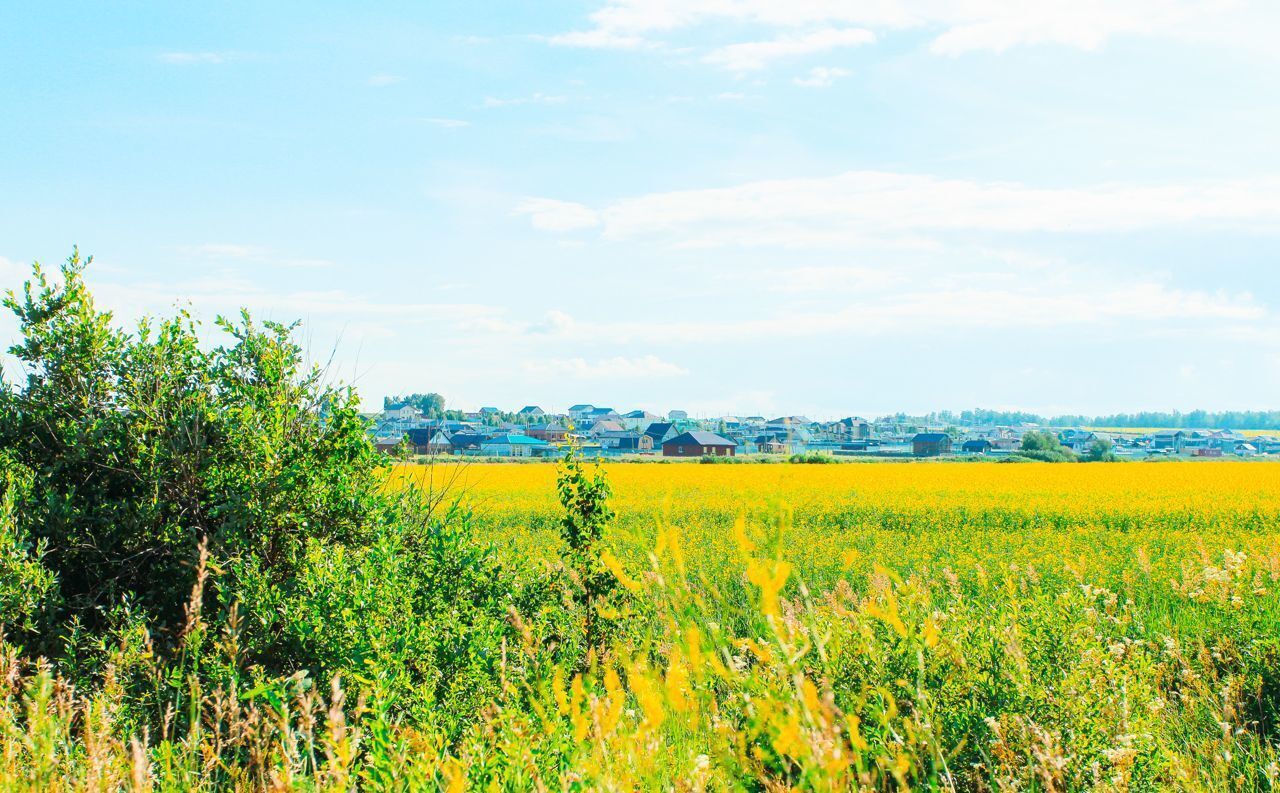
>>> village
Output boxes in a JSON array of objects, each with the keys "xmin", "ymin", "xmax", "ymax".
[{"xmin": 370, "ymin": 402, "xmax": 1280, "ymax": 460}]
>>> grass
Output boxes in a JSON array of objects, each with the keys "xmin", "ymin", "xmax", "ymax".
[{"xmin": 4, "ymin": 460, "xmax": 1280, "ymax": 789}]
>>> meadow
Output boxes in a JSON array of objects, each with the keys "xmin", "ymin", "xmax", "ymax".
[
  {"xmin": 3, "ymin": 262, "xmax": 1278, "ymax": 789},
  {"xmin": 372, "ymin": 460, "xmax": 1280, "ymax": 789}
]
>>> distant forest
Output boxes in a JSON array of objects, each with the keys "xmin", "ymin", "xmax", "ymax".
[{"xmin": 884, "ymin": 409, "xmax": 1280, "ymax": 431}]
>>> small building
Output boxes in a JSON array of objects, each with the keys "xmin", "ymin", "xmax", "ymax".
[
  {"xmin": 662, "ymin": 431, "xmax": 738, "ymax": 458},
  {"xmin": 480, "ymin": 434, "xmax": 550, "ymax": 458},
  {"xmin": 755, "ymin": 434, "xmax": 791, "ymax": 454},
  {"xmin": 384, "ymin": 402, "xmax": 420, "ymax": 422},
  {"xmin": 644, "ymin": 422, "xmax": 680, "ymax": 445},
  {"xmin": 600, "ymin": 431, "xmax": 653, "ymax": 453},
  {"xmin": 1151, "ymin": 430, "xmax": 1186, "ymax": 452},
  {"xmin": 961, "ymin": 439, "xmax": 992, "ymax": 454},
  {"xmin": 587, "ymin": 419, "xmax": 625, "ymax": 436},
  {"xmin": 517, "ymin": 405, "xmax": 546, "ymax": 418},
  {"xmin": 567, "ymin": 404, "xmax": 596, "ymax": 421},
  {"xmin": 526, "ymin": 423, "xmax": 569, "ymax": 442},
  {"xmin": 668, "ymin": 409, "xmax": 688, "ymax": 421},
  {"xmin": 448, "ymin": 432, "xmax": 486, "ymax": 454},
  {"xmin": 912, "ymin": 433, "xmax": 952, "ymax": 457},
  {"xmin": 479, "ymin": 407, "xmax": 501, "ymax": 416},
  {"xmin": 621, "ymin": 410, "xmax": 662, "ymax": 431}
]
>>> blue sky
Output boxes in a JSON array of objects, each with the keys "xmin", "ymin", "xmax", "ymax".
[{"xmin": 2, "ymin": 1, "xmax": 1279, "ymax": 418}]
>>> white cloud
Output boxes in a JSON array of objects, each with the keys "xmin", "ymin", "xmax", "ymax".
[
  {"xmin": 482, "ymin": 93, "xmax": 568, "ymax": 108},
  {"xmin": 523, "ymin": 170, "xmax": 1280, "ymax": 247},
  {"xmin": 546, "ymin": 29, "xmax": 651, "ymax": 50},
  {"xmin": 793, "ymin": 66, "xmax": 851, "ymax": 87},
  {"xmin": 367, "ymin": 74, "xmax": 404, "ymax": 87},
  {"xmin": 551, "ymin": 0, "xmax": 1254, "ymax": 57},
  {"xmin": 523, "ymin": 282, "xmax": 1263, "ymax": 346},
  {"xmin": 525, "ymin": 355, "xmax": 688, "ymax": 379},
  {"xmin": 158, "ymin": 51, "xmax": 238, "ymax": 65},
  {"xmin": 514, "ymin": 198, "xmax": 601, "ymax": 232},
  {"xmin": 704, "ymin": 28, "xmax": 875, "ymax": 71}
]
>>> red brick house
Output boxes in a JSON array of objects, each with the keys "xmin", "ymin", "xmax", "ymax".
[{"xmin": 662, "ymin": 431, "xmax": 738, "ymax": 458}]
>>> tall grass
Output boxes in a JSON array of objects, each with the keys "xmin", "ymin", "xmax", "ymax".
[{"xmin": 2, "ymin": 462, "xmax": 1278, "ymax": 789}]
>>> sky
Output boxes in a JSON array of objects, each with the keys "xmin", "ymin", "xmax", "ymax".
[{"xmin": 2, "ymin": 1, "xmax": 1279, "ymax": 419}]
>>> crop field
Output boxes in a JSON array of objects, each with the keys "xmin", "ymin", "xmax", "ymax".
[{"xmin": 383, "ymin": 460, "xmax": 1280, "ymax": 789}]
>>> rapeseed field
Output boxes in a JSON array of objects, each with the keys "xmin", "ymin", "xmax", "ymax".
[{"xmin": 373, "ymin": 460, "xmax": 1280, "ymax": 789}]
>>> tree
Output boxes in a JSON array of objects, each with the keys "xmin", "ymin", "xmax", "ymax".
[
  {"xmin": 0, "ymin": 251, "xmax": 387, "ymax": 651},
  {"xmin": 1085, "ymin": 437, "xmax": 1118, "ymax": 462},
  {"xmin": 386, "ymin": 392, "xmax": 446, "ymax": 418}
]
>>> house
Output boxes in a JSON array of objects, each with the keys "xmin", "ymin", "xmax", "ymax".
[
  {"xmin": 448, "ymin": 433, "xmax": 486, "ymax": 454},
  {"xmin": 620, "ymin": 410, "xmax": 662, "ymax": 431},
  {"xmin": 912, "ymin": 433, "xmax": 952, "ymax": 457},
  {"xmin": 644, "ymin": 422, "xmax": 680, "ymax": 445},
  {"xmin": 755, "ymin": 434, "xmax": 792, "ymax": 454},
  {"xmin": 668, "ymin": 410, "xmax": 688, "ymax": 421},
  {"xmin": 567, "ymin": 404, "xmax": 595, "ymax": 421},
  {"xmin": 961, "ymin": 439, "xmax": 992, "ymax": 454},
  {"xmin": 586, "ymin": 407, "xmax": 621, "ymax": 422},
  {"xmin": 836, "ymin": 417, "xmax": 872, "ymax": 440},
  {"xmin": 600, "ymin": 431, "xmax": 653, "ymax": 452},
  {"xmin": 662, "ymin": 431, "xmax": 738, "ymax": 458},
  {"xmin": 481, "ymin": 434, "xmax": 550, "ymax": 458},
  {"xmin": 479, "ymin": 407, "xmax": 500, "ymax": 416},
  {"xmin": 384, "ymin": 402, "xmax": 420, "ymax": 422},
  {"xmin": 587, "ymin": 419, "xmax": 625, "ymax": 436},
  {"xmin": 526, "ymin": 423, "xmax": 569, "ymax": 442},
  {"xmin": 1151, "ymin": 430, "xmax": 1186, "ymax": 452},
  {"xmin": 517, "ymin": 405, "xmax": 546, "ymax": 418}
]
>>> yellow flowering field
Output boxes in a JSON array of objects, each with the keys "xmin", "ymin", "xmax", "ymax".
[{"xmin": 380, "ymin": 459, "xmax": 1280, "ymax": 789}]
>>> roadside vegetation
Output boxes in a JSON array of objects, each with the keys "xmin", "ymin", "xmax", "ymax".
[{"xmin": 1, "ymin": 254, "xmax": 1278, "ymax": 789}]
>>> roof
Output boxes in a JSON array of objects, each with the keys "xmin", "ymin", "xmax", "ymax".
[
  {"xmin": 449, "ymin": 433, "xmax": 486, "ymax": 448},
  {"xmin": 482, "ymin": 434, "xmax": 549, "ymax": 445},
  {"xmin": 624, "ymin": 410, "xmax": 658, "ymax": 419},
  {"xmin": 913, "ymin": 433, "xmax": 951, "ymax": 443},
  {"xmin": 385, "ymin": 402, "xmax": 410, "ymax": 411},
  {"xmin": 479, "ymin": 406, "xmax": 500, "ymax": 413},
  {"xmin": 644, "ymin": 422, "xmax": 674, "ymax": 438},
  {"xmin": 664, "ymin": 431, "xmax": 737, "ymax": 448},
  {"xmin": 568, "ymin": 404, "xmax": 594, "ymax": 411},
  {"xmin": 589, "ymin": 420, "xmax": 625, "ymax": 433}
]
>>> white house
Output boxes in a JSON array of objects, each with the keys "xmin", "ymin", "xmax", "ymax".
[{"xmin": 384, "ymin": 403, "xmax": 420, "ymax": 422}]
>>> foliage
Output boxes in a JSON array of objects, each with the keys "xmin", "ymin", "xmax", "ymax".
[
  {"xmin": 1017, "ymin": 430, "xmax": 1078, "ymax": 462},
  {"xmin": 1086, "ymin": 436, "xmax": 1119, "ymax": 462},
  {"xmin": 384, "ymin": 391, "xmax": 447, "ymax": 417},
  {"xmin": 788, "ymin": 451, "xmax": 838, "ymax": 463}
]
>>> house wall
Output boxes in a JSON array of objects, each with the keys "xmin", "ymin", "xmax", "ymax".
[{"xmin": 663, "ymin": 443, "xmax": 735, "ymax": 457}]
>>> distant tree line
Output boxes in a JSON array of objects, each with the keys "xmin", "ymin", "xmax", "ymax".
[{"xmin": 879, "ymin": 409, "xmax": 1280, "ymax": 431}]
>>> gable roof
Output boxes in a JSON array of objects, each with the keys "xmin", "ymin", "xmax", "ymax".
[
  {"xmin": 643, "ymin": 422, "xmax": 674, "ymax": 439},
  {"xmin": 664, "ymin": 431, "xmax": 737, "ymax": 447},
  {"xmin": 567, "ymin": 404, "xmax": 594, "ymax": 411},
  {"xmin": 913, "ymin": 433, "xmax": 950, "ymax": 443},
  {"xmin": 517, "ymin": 405, "xmax": 545, "ymax": 414},
  {"xmin": 588, "ymin": 419, "xmax": 625, "ymax": 433}
]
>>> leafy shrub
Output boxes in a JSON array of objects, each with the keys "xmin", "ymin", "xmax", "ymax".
[{"xmin": 788, "ymin": 452, "xmax": 838, "ymax": 463}]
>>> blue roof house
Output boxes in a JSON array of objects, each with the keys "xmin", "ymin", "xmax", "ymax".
[{"xmin": 480, "ymin": 434, "xmax": 551, "ymax": 458}]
